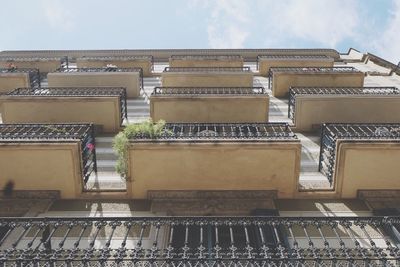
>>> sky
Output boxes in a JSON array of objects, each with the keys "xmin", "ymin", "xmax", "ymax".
[{"xmin": 0, "ymin": 0, "xmax": 399, "ymax": 63}]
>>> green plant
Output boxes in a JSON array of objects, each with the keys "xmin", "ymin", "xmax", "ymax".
[{"xmin": 113, "ymin": 119, "xmax": 167, "ymax": 177}]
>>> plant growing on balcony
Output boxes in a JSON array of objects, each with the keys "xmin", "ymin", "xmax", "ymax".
[{"xmin": 113, "ymin": 119, "xmax": 167, "ymax": 177}]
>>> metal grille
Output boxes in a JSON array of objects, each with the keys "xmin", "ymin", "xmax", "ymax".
[
  {"xmin": 7, "ymin": 87, "xmax": 128, "ymax": 123},
  {"xmin": 319, "ymin": 123, "xmax": 400, "ymax": 185},
  {"xmin": 0, "ymin": 68, "xmax": 40, "ymax": 88},
  {"xmin": 130, "ymin": 123, "xmax": 297, "ymax": 142},
  {"xmin": 288, "ymin": 87, "xmax": 400, "ymax": 120},
  {"xmin": 0, "ymin": 123, "xmax": 97, "ymax": 185},
  {"xmin": 152, "ymin": 87, "xmax": 265, "ymax": 95},
  {"xmin": 170, "ymin": 55, "xmax": 243, "ymax": 60},
  {"xmin": 0, "ymin": 216, "xmax": 399, "ymax": 265},
  {"xmin": 164, "ymin": 67, "xmax": 251, "ymax": 72},
  {"xmin": 0, "ymin": 56, "xmax": 67, "ymax": 62}
]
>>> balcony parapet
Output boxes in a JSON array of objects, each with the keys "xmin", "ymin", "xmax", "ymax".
[
  {"xmin": 164, "ymin": 67, "xmax": 250, "ymax": 72},
  {"xmin": 0, "ymin": 123, "xmax": 97, "ymax": 196},
  {"xmin": 0, "ymin": 56, "xmax": 68, "ymax": 73},
  {"xmin": 0, "ymin": 68, "xmax": 40, "ymax": 94},
  {"xmin": 319, "ymin": 123, "xmax": 400, "ymax": 196},
  {"xmin": 48, "ymin": 68, "xmax": 143, "ymax": 98},
  {"xmin": 152, "ymin": 86, "xmax": 265, "ymax": 95},
  {"xmin": 288, "ymin": 87, "xmax": 400, "ymax": 131},
  {"xmin": 269, "ymin": 67, "xmax": 364, "ymax": 97},
  {"xmin": 169, "ymin": 55, "xmax": 244, "ymax": 68},
  {"xmin": 0, "ymin": 216, "xmax": 399, "ymax": 264},
  {"xmin": 2, "ymin": 87, "xmax": 127, "ymax": 132}
]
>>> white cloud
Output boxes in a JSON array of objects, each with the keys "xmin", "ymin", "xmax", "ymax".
[
  {"xmin": 41, "ymin": 0, "xmax": 75, "ymax": 31},
  {"xmin": 373, "ymin": 0, "xmax": 400, "ymax": 63}
]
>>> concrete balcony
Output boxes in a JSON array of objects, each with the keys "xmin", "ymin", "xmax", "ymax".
[
  {"xmin": 289, "ymin": 87, "xmax": 400, "ymax": 132},
  {"xmin": 319, "ymin": 123, "xmax": 400, "ymax": 198},
  {"xmin": 161, "ymin": 67, "xmax": 253, "ymax": 87},
  {"xmin": 257, "ymin": 55, "xmax": 334, "ymax": 76},
  {"xmin": 0, "ymin": 87, "xmax": 127, "ymax": 133},
  {"xmin": 169, "ymin": 55, "xmax": 244, "ymax": 68},
  {"xmin": 127, "ymin": 123, "xmax": 301, "ymax": 199},
  {"xmin": 47, "ymin": 67, "xmax": 143, "ymax": 98},
  {"xmin": 0, "ymin": 68, "xmax": 40, "ymax": 94},
  {"xmin": 0, "ymin": 56, "xmax": 67, "ymax": 73},
  {"xmin": 0, "ymin": 124, "xmax": 97, "ymax": 198},
  {"xmin": 150, "ymin": 87, "xmax": 269, "ymax": 123},
  {"xmin": 76, "ymin": 55, "xmax": 153, "ymax": 76},
  {"xmin": 269, "ymin": 67, "xmax": 364, "ymax": 97}
]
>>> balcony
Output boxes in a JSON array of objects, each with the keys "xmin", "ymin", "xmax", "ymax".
[
  {"xmin": 162, "ymin": 67, "xmax": 253, "ymax": 87},
  {"xmin": 0, "ymin": 68, "xmax": 40, "ymax": 94},
  {"xmin": 169, "ymin": 55, "xmax": 244, "ymax": 68},
  {"xmin": 150, "ymin": 87, "xmax": 269, "ymax": 123},
  {"xmin": 127, "ymin": 123, "xmax": 300, "ymax": 198},
  {"xmin": 288, "ymin": 87, "xmax": 400, "ymax": 131},
  {"xmin": 0, "ymin": 123, "xmax": 97, "ymax": 198},
  {"xmin": 1, "ymin": 87, "xmax": 127, "ymax": 133},
  {"xmin": 0, "ymin": 216, "xmax": 399, "ymax": 265},
  {"xmin": 76, "ymin": 55, "xmax": 153, "ymax": 76},
  {"xmin": 0, "ymin": 56, "xmax": 68, "ymax": 73},
  {"xmin": 269, "ymin": 67, "xmax": 364, "ymax": 97},
  {"xmin": 319, "ymin": 123, "xmax": 400, "ymax": 197},
  {"xmin": 257, "ymin": 55, "xmax": 334, "ymax": 76},
  {"xmin": 47, "ymin": 67, "xmax": 143, "ymax": 98}
]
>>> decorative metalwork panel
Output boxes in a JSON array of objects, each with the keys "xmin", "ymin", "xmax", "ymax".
[
  {"xmin": 152, "ymin": 87, "xmax": 265, "ymax": 95},
  {"xmin": 319, "ymin": 123, "xmax": 400, "ymax": 185},
  {"xmin": 288, "ymin": 87, "xmax": 400, "ymax": 120},
  {"xmin": 130, "ymin": 123, "xmax": 297, "ymax": 142},
  {"xmin": 0, "ymin": 124, "xmax": 97, "ymax": 184},
  {"xmin": 0, "ymin": 216, "xmax": 399, "ymax": 265},
  {"xmin": 164, "ymin": 67, "xmax": 251, "ymax": 72},
  {"xmin": 170, "ymin": 55, "xmax": 243, "ymax": 60}
]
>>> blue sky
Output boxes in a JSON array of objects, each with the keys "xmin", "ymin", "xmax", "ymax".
[{"xmin": 1, "ymin": 0, "xmax": 399, "ymax": 63}]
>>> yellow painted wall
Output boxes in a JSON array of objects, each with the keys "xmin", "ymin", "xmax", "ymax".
[{"xmin": 0, "ymin": 74, "xmax": 30, "ymax": 94}]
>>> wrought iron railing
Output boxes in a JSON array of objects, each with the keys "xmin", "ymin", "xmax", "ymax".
[
  {"xmin": 288, "ymin": 87, "xmax": 400, "ymax": 121},
  {"xmin": 0, "ymin": 123, "xmax": 97, "ymax": 186},
  {"xmin": 0, "ymin": 56, "xmax": 68, "ymax": 73},
  {"xmin": 77, "ymin": 55, "xmax": 154, "ymax": 71},
  {"xmin": 164, "ymin": 67, "xmax": 251, "ymax": 72},
  {"xmin": 0, "ymin": 68, "xmax": 40, "ymax": 88},
  {"xmin": 8, "ymin": 87, "xmax": 128, "ymax": 124},
  {"xmin": 319, "ymin": 123, "xmax": 400, "ymax": 185},
  {"xmin": 152, "ymin": 87, "xmax": 265, "ymax": 95},
  {"xmin": 268, "ymin": 67, "xmax": 361, "ymax": 89},
  {"xmin": 0, "ymin": 216, "xmax": 399, "ymax": 265},
  {"xmin": 130, "ymin": 123, "xmax": 297, "ymax": 142},
  {"xmin": 54, "ymin": 67, "xmax": 143, "ymax": 91},
  {"xmin": 256, "ymin": 55, "xmax": 333, "ymax": 70},
  {"xmin": 170, "ymin": 55, "xmax": 243, "ymax": 60}
]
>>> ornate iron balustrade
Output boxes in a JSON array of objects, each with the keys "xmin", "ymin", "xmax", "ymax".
[
  {"xmin": 268, "ymin": 67, "xmax": 361, "ymax": 89},
  {"xmin": 0, "ymin": 123, "xmax": 97, "ymax": 185},
  {"xmin": 152, "ymin": 87, "xmax": 265, "ymax": 96},
  {"xmin": 256, "ymin": 55, "xmax": 333, "ymax": 70},
  {"xmin": 8, "ymin": 87, "xmax": 128, "ymax": 123},
  {"xmin": 319, "ymin": 123, "xmax": 400, "ymax": 185},
  {"xmin": 0, "ymin": 216, "xmax": 399, "ymax": 265},
  {"xmin": 0, "ymin": 68, "xmax": 40, "ymax": 88},
  {"xmin": 130, "ymin": 123, "xmax": 297, "ymax": 142},
  {"xmin": 288, "ymin": 87, "xmax": 400, "ymax": 120},
  {"xmin": 170, "ymin": 55, "xmax": 243, "ymax": 60},
  {"xmin": 164, "ymin": 67, "xmax": 251, "ymax": 72}
]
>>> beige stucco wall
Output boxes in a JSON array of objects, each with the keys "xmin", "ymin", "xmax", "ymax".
[
  {"xmin": 169, "ymin": 58, "xmax": 244, "ymax": 68},
  {"xmin": 0, "ymin": 143, "xmax": 82, "ymax": 198},
  {"xmin": 150, "ymin": 95, "xmax": 269, "ymax": 123},
  {"xmin": 258, "ymin": 58, "xmax": 334, "ymax": 76},
  {"xmin": 128, "ymin": 142, "xmax": 301, "ymax": 199},
  {"xmin": 335, "ymin": 142, "xmax": 400, "ymax": 198},
  {"xmin": 0, "ymin": 60, "xmax": 59, "ymax": 73},
  {"xmin": 76, "ymin": 59, "xmax": 152, "ymax": 76},
  {"xmin": 47, "ymin": 72, "xmax": 141, "ymax": 98},
  {"xmin": 1, "ymin": 97, "xmax": 122, "ymax": 133},
  {"xmin": 0, "ymin": 74, "xmax": 30, "ymax": 94},
  {"xmin": 161, "ymin": 72, "xmax": 253, "ymax": 87},
  {"xmin": 272, "ymin": 72, "xmax": 364, "ymax": 97},
  {"xmin": 293, "ymin": 96, "xmax": 400, "ymax": 132}
]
